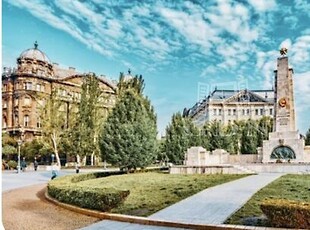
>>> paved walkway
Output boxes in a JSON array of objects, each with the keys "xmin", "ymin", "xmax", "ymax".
[{"xmin": 81, "ymin": 173, "xmax": 284, "ymax": 229}]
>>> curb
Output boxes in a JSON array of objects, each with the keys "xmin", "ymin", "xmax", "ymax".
[{"xmin": 44, "ymin": 190, "xmax": 286, "ymax": 230}]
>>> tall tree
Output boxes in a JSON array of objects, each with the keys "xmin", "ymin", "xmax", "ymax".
[
  {"xmin": 164, "ymin": 113, "xmax": 201, "ymax": 164},
  {"xmin": 305, "ymin": 127, "xmax": 310, "ymax": 145},
  {"xmin": 223, "ymin": 122, "xmax": 240, "ymax": 154},
  {"xmin": 240, "ymin": 119, "xmax": 258, "ymax": 154},
  {"xmin": 73, "ymin": 74, "xmax": 103, "ymax": 163},
  {"xmin": 99, "ymin": 74, "xmax": 157, "ymax": 171},
  {"xmin": 257, "ymin": 116, "xmax": 273, "ymax": 147},
  {"xmin": 39, "ymin": 89, "xmax": 66, "ymax": 166},
  {"xmin": 203, "ymin": 120, "xmax": 226, "ymax": 151}
]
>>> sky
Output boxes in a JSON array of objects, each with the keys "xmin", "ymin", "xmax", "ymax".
[{"xmin": 2, "ymin": 0, "xmax": 310, "ymax": 135}]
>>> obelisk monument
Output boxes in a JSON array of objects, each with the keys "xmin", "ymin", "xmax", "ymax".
[{"xmin": 261, "ymin": 48, "xmax": 307, "ymax": 163}]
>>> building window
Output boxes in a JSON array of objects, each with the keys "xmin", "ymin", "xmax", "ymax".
[
  {"xmin": 260, "ymin": 109, "xmax": 264, "ymax": 115},
  {"xmin": 24, "ymin": 115, "xmax": 29, "ymax": 127},
  {"xmin": 218, "ymin": 109, "xmax": 222, "ymax": 116},
  {"xmin": 15, "ymin": 115, "xmax": 19, "ymax": 126},
  {"xmin": 24, "ymin": 82, "xmax": 32, "ymax": 90},
  {"xmin": 255, "ymin": 109, "xmax": 259, "ymax": 115},
  {"xmin": 242, "ymin": 109, "xmax": 245, "ymax": 115},
  {"xmin": 228, "ymin": 109, "xmax": 231, "ymax": 116},
  {"xmin": 233, "ymin": 109, "xmax": 236, "ymax": 116},
  {"xmin": 270, "ymin": 108, "xmax": 273, "ymax": 115},
  {"xmin": 15, "ymin": 82, "xmax": 19, "ymax": 90},
  {"xmin": 24, "ymin": 97, "xmax": 31, "ymax": 106},
  {"xmin": 247, "ymin": 109, "xmax": 250, "ymax": 115},
  {"xmin": 37, "ymin": 116, "xmax": 41, "ymax": 128},
  {"xmin": 213, "ymin": 109, "xmax": 217, "ymax": 116}
]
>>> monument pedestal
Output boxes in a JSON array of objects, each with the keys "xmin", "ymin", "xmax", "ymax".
[{"xmin": 262, "ymin": 131, "xmax": 305, "ymax": 163}]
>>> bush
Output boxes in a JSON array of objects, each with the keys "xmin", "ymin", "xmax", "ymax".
[
  {"xmin": 7, "ymin": 160, "xmax": 17, "ymax": 169},
  {"xmin": 48, "ymin": 171, "xmax": 129, "ymax": 211},
  {"xmin": 261, "ymin": 199, "xmax": 310, "ymax": 229}
]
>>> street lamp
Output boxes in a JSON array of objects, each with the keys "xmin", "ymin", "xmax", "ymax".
[
  {"xmin": 17, "ymin": 139, "xmax": 22, "ymax": 173},
  {"xmin": 51, "ymin": 153, "xmax": 55, "ymax": 165},
  {"xmin": 17, "ymin": 126, "xmax": 24, "ymax": 174}
]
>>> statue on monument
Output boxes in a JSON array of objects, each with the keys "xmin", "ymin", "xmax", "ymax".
[{"xmin": 280, "ymin": 47, "xmax": 288, "ymax": 56}]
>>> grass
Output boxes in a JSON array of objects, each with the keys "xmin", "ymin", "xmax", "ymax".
[
  {"xmin": 225, "ymin": 174, "xmax": 310, "ymax": 226},
  {"xmin": 77, "ymin": 172, "xmax": 248, "ymax": 216}
]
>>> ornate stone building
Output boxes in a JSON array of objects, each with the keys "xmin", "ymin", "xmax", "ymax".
[
  {"xmin": 185, "ymin": 88, "xmax": 275, "ymax": 127},
  {"xmin": 2, "ymin": 42, "xmax": 117, "ymax": 142}
]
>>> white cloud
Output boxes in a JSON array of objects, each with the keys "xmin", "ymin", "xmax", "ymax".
[
  {"xmin": 158, "ymin": 7, "xmax": 217, "ymax": 52},
  {"xmin": 289, "ymin": 36, "xmax": 310, "ymax": 70},
  {"xmin": 279, "ymin": 39, "xmax": 292, "ymax": 50},
  {"xmin": 256, "ymin": 50, "xmax": 278, "ymax": 88},
  {"xmin": 247, "ymin": 0, "xmax": 276, "ymax": 12}
]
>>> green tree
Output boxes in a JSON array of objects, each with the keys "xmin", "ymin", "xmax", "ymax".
[
  {"xmin": 203, "ymin": 120, "xmax": 226, "ymax": 151},
  {"xmin": 99, "ymin": 74, "xmax": 157, "ymax": 171},
  {"xmin": 22, "ymin": 139, "xmax": 52, "ymax": 161},
  {"xmin": 257, "ymin": 116, "xmax": 273, "ymax": 147},
  {"xmin": 73, "ymin": 74, "xmax": 104, "ymax": 164},
  {"xmin": 39, "ymin": 89, "xmax": 66, "ymax": 166},
  {"xmin": 240, "ymin": 119, "xmax": 258, "ymax": 154},
  {"xmin": 164, "ymin": 113, "xmax": 201, "ymax": 164},
  {"xmin": 223, "ymin": 122, "xmax": 241, "ymax": 154},
  {"xmin": 305, "ymin": 127, "xmax": 310, "ymax": 145},
  {"xmin": 2, "ymin": 132, "xmax": 17, "ymax": 159}
]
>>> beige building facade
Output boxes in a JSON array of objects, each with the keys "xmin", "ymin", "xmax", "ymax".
[
  {"xmin": 186, "ymin": 89, "xmax": 274, "ymax": 127},
  {"xmin": 2, "ymin": 42, "xmax": 117, "ymax": 142}
]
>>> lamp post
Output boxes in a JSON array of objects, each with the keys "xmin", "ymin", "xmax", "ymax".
[
  {"xmin": 51, "ymin": 153, "xmax": 55, "ymax": 165},
  {"xmin": 17, "ymin": 126, "xmax": 24, "ymax": 174},
  {"xmin": 17, "ymin": 139, "xmax": 22, "ymax": 173}
]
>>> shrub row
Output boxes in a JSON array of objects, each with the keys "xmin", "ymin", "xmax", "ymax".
[
  {"xmin": 260, "ymin": 199, "xmax": 310, "ymax": 229},
  {"xmin": 48, "ymin": 171, "xmax": 129, "ymax": 211}
]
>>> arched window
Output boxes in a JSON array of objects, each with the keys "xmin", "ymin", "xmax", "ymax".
[
  {"xmin": 37, "ymin": 116, "xmax": 41, "ymax": 128},
  {"xmin": 15, "ymin": 114, "xmax": 19, "ymax": 126},
  {"xmin": 24, "ymin": 115, "xmax": 29, "ymax": 127}
]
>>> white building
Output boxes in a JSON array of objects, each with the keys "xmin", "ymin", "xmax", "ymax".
[{"xmin": 185, "ymin": 88, "xmax": 275, "ymax": 127}]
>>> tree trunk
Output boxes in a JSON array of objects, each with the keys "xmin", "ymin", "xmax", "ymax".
[{"xmin": 51, "ymin": 133, "xmax": 61, "ymax": 168}]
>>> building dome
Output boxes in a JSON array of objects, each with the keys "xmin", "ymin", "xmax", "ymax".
[{"xmin": 19, "ymin": 41, "xmax": 51, "ymax": 63}]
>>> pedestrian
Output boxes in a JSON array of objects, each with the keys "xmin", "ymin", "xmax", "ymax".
[
  {"xmin": 34, "ymin": 160, "xmax": 38, "ymax": 171},
  {"xmin": 75, "ymin": 161, "xmax": 80, "ymax": 174},
  {"xmin": 21, "ymin": 158, "xmax": 27, "ymax": 172},
  {"xmin": 51, "ymin": 163, "xmax": 58, "ymax": 180}
]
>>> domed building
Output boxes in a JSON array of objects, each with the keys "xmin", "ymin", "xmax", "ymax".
[
  {"xmin": 2, "ymin": 42, "xmax": 117, "ymax": 144},
  {"xmin": 16, "ymin": 41, "xmax": 53, "ymax": 77}
]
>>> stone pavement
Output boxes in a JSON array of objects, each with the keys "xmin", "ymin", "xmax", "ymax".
[
  {"xmin": 80, "ymin": 220, "xmax": 186, "ymax": 230},
  {"xmin": 81, "ymin": 173, "xmax": 284, "ymax": 229}
]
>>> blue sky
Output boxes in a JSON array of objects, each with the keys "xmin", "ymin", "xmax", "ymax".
[{"xmin": 2, "ymin": 0, "xmax": 310, "ymax": 135}]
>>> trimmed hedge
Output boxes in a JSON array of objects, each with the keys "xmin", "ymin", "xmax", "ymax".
[
  {"xmin": 48, "ymin": 171, "xmax": 129, "ymax": 211},
  {"xmin": 261, "ymin": 199, "xmax": 310, "ymax": 229}
]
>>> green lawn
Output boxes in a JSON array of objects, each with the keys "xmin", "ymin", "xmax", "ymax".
[
  {"xmin": 77, "ymin": 172, "xmax": 248, "ymax": 216},
  {"xmin": 225, "ymin": 174, "xmax": 310, "ymax": 226}
]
